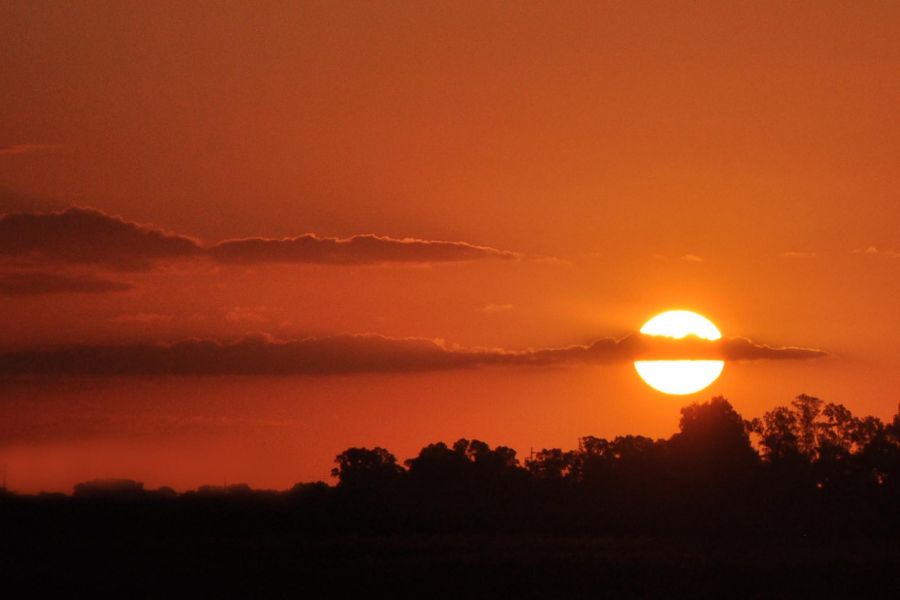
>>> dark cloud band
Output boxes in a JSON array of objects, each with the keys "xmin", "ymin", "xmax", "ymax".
[
  {"xmin": 210, "ymin": 234, "xmax": 517, "ymax": 265},
  {"xmin": 0, "ymin": 333, "xmax": 826, "ymax": 377},
  {"xmin": 0, "ymin": 207, "xmax": 519, "ymax": 270},
  {"xmin": 0, "ymin": 208, "xmax": 201, "ymax": 270}
]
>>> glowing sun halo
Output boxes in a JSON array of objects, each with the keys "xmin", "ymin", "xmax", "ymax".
[{"xmin": 634, "ymin": 310, "xmax": 725, "ymax": 395}]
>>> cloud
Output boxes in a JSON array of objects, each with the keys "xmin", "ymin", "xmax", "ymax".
[
  {"xmin": 782, "ymin": 251, "xmax": 817, "ymax": 259},
  {"xmin": 0, "ymin": 207, "xmax": 201, "ymax": 270},
  {"xmin": 0, "ymin": 333, "xmax": 826, "ymax": 377},
  {"xmin": 208, "ymin": 234, "xmax": 519, "ymax": 265},
  {"xmin": 718, "ymin": 337, "xmax": 827, "ymax": 361},
  {"xmin": 0, "ymin": 144, "xmax": 60, "ymax": 156},
  {"xmin": 479, "ymin": 303, "xmax": 514, "ymax": 314},
  {"xmin": 852, "ymin": 247, "xmax": 900, "ymax": 258},
  {"xmin": 652, "ymin": 253, "xmax": 705, "ymax": 263},
  {"xmin": 0, "ymin": 271, "xmax": 133, "ymax": 296},
  {"xmin": 0, "ymin": 334, "xmax": 480, "ymax": 376},
  {"xmin": 532, "ymin": 256, "xmax": 573, "ymax": 267},
  {"xmin": 0, "ymin": 207, "xmax": 519, "ymax": 269},
  {"xmin": 500, "ymin": 335, "xmax": 827, "ymax": 365},
  {"xmin": 0, "ymin": 186, "xmax": 68, "ymax": 214}
]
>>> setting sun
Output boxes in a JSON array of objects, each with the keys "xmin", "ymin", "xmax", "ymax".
[
  {"xmin": 3, "ymin": 3, "xmax": 899, "ymax": 593},
  {"xmin": 634, "ymin": 310, "xmax": 725, "ymax": 395}
]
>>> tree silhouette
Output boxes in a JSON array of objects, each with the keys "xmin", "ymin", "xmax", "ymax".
[
  {"xmin": 792, "ymin": 394, "xmax": 824, "ymax": 457},
  {"xmin": 5, "ymin": 394, "xmax": 899, "ymax": 540},
  {"xmin": 73, "ymin": 478, "xmax": 146, "ymax": 499},
  {"xmin": 526, "ymin": 448, "xmax": 576, "ymax": 481},
  {"xmin": 750, "ymin": 404, "xmax": 803, "ymax": 465},
  {"xmin": 331, "ymin": 446, "xmax": 403, "ymax": 492},
  {"xmin": 669, "ymin": 396, "xmax": 758, "ymax": 480}
]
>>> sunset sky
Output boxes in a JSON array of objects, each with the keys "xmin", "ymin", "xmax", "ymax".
[{"xmin": 2, "ymin": 1, "xmax": 898, "ymax": 493}]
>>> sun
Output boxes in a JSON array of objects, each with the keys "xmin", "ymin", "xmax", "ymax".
[{"xmin": 634, "ymin": 310, "xmax": 725, "ymax": 395}]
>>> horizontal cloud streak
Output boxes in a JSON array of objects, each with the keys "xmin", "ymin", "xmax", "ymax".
[
  {"xmin": 718, "ymin": 337, "xmax": 827, "ymax": 361},
  {"xmin": 0, "ymin": 207, "xmax": 519, "ymax": 269},
  {"xmin": 0, "ymin": 333, "xmax": 826, "ymax": 377},
  {"xmin": 0, "ymin": 144, "xmax": 60, "ymax": 155},
  {"xmin": 0, "ymin": 271, "xmax": 133, "ymax": 296},
  {"xmin": 853, "ymin": 246, "xmax": 900, "ymax": 259},
  {"xmin": 210, "ymin": 235, "xmax": 518, "ymax": 265}
]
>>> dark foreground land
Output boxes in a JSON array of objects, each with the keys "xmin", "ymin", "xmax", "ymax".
[
  {"xmin": 3, "ymin": 499, "xmax": 899, "ymax": 599},
  {"xmin": 3, "ymin": 525, "xmax": 899, "ymax": 597},
  {"xmin": 4, "ymin": 395, "xmax": 899, "ymax": 597}
]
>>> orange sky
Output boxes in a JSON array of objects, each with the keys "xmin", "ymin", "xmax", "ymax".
[{"xmin": 1, "ymin": 1, "xmax": 898, "ymax": 493}]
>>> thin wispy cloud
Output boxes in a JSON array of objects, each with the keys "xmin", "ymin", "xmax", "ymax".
[
  {"xmin": 479, "ymin": 303, "xmax": 515, "ymax": 314},
  {"xmin": 852, "ymin": 247, "xmax": 900, "ymax": 258},
  {"xmin": 210, "ymin": 234, "xmax": 518, "ymax": 265},
  {"xmin": 0, "ymin": 144, "xmax": 61, "ymax": 156},
  {"xmin": 653, "ymin": 253, "xmax": 705, "ymax": 263}
]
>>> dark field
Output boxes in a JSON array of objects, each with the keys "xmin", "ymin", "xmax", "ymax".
[
  {"xmin": 6, "ymin": 530, "xmax": 899, "ymax": 597},
  {"xmin": 3, "ymin": 498, "xmax": 898, "ymax": 598},
  {"xmin": 5, "ymin": 396, "xmax": 899, "ymax": 597}
]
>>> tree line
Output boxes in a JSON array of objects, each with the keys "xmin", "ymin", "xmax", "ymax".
[
  {"xmin": 325, "ymin": 395, "xmax": 899, "ymax": 534},
  {"xmin": 4, "ymin": 395, "xmax": 899, "ymax": 536}
]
